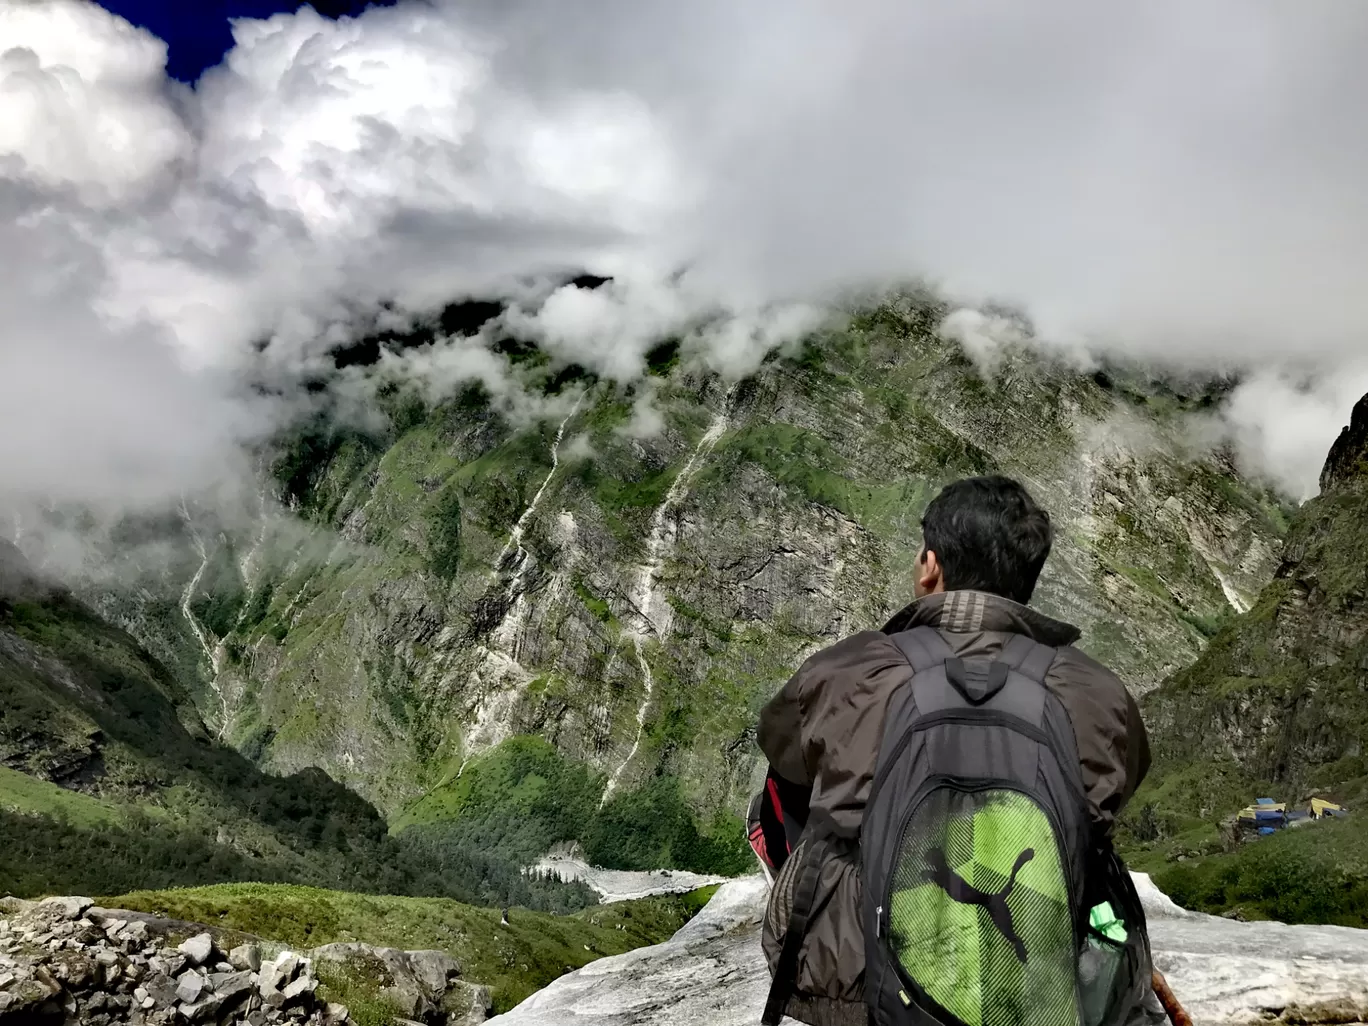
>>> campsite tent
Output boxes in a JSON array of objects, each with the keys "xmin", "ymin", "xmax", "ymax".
[
  {"xmin": 1311, "ymin": 798, "xmax": 1347, "ymax": 819},
  {"xmin": 1238, "ymin": 800, "xmax": 1287, "ymax": 829}
]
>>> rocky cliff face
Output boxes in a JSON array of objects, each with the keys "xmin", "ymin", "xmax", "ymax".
[
  {"xmin": 21, "ymin": 296, "xmax": 1289, "ymax": 850},
  {"xmin": 1143, "ymin": 388, "xmax": 1368, "ymax": 820}
]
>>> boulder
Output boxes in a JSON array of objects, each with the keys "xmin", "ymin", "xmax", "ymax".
[
  {"xmin": 179, "ymin": 991, "xmax": 226, "ymax": 1022},
  {"xmin": 143, "ymin": 972, "xmax": 179, "ymax": 1008},
  {"xmin": 37, "ymin": 897, "xmax": 94, "ymax": 921},
  {"xmin": 259, "ymin": 952, "xmax": 302, "ymax": 992},
  {"xmin": 211, "ymin": 969, "xmax": 256, "ymax": 1004},
  {"xmin": 281, "ymin": 975, "xmax": 316, "ymax": 1007},
  {"xmin": 175, "ymin": 968, "xmax": 208, "ymax": 1004},
  {"xmin": 177, "ymin": 932, "xmax": 216, "ymax": 966},
  {"xmin": 229, "ymin": 942, "xmax": 263, "ymax": 972}
]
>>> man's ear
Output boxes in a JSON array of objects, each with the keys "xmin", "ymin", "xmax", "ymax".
[{"xmin": 917, "ymin": 548, "xmax": 945, "ymax": 595}]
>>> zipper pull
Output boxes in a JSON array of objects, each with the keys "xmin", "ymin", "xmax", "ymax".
[{"xmin": 876, "ymin": 905, "xmax": 884, "ymax": 938}]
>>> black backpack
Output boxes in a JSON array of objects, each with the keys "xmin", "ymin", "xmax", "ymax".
[{"xmin": 860, "ymin": 627, "xmax": 1153, "ymax": 1026}]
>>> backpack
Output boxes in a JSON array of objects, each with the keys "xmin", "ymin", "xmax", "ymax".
[{"xmin": 860, "ymin": 627, "xmax": 1154, "ymax": 1026}]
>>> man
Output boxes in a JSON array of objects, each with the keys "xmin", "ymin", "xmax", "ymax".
[{"xmin": 755, "ymin": 476, "xmax": 1153, "ymax": 1026}]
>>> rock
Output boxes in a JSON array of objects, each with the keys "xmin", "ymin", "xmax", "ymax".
[
  {"xmin": 406, "ymin": 949, "xmax": 461, "ymax": 994},
  {"xmin": 179, "ymin": 992, "xmax": 226, "ymax": 1022},
  {"xmin": 210, "ymin": 969, "xmax": 255, "ymax": 1004},
  {"xmin": 123, "ymin": 920, "xmax": 150, "ymax": 946},
  {"xmin": 281, "ymin": 976, "xmax": 315, "ymax": 1007},
  {"xmin": 143, "ymin": 972, "xmax": 179, "ymax": 1008},
  {"xmin": 444, "ymin": 980, "xmax": 493, "ymax": 1026},
  {"xmin": 177, "ymin": 932, "xmax": 216, "ymax": 966},
  {"xmin": 37, "ymin": 896, "xmax": 93, "ymax": 921},
  {"xmin": 48, "ymin": 949, "xmax": 96, "ymax": 989},
  {"xmin": 229, "ymin": 943, "xmax": 262, "ymax": 972},
  {"xmin": 325, "ymin": 1002, "xmax": 349, "ymax": 1022},
  {"xmin": 309, "ymin": 943, "xmax": 454, "ymax": 1019},
  {"xmin": 260, "ymin": 953, "xmax": 301, "ymax": 992},
  {"xmin": 175, "ymin": 968, "xmax": 208, "ymax": 1004},
  {"xmin": 260, "ymin": 981, "xmax": 287, "ymax": 1010}
]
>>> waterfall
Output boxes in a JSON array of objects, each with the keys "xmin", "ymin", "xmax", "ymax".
[
  {"xmin": 602, "ymin": 397, "xmax": 733, "ymax": 803},
  {"xmin": 177, "ymin": 503, "xmax": 230, "ymax": 739},
  {"xmin": 461, "ymin": 395, "xmax": 586, "ymax": 761}
]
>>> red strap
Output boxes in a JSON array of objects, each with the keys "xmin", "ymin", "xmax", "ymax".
[{"xmin": 766, "ymin": 778, "xmax": 791, "ymax": 853}]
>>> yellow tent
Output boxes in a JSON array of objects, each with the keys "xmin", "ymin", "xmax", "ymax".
[{"xmin": 1311, "ymin": 798, "xmax": 1346, "ymax": 818}]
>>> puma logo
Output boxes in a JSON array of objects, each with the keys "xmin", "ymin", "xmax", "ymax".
[{"xmin": 922, "ymin": 847, "xmax": 1035, "ymax": 963}]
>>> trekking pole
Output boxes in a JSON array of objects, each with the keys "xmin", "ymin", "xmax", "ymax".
[{"xmin": 1152, "ymin": 970, "xmax": 1192, "ymax": 1026}]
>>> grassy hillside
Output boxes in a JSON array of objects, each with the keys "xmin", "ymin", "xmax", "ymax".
[
  {"xmin": 1149, "ymin": 817, "xmax": 1368, "ymax": 928},
  {"xmin": 393, "ymin": 735, "xmax": 752, "ymax": 876},
  {"xmin": 0, "ymin": 551, "xmax": 595, "ymax": 912},
  {"xmin": 110, "ymin": 881, "xmax": 718, "ymax": 1014},
  {"xmin": 0, "ymin": 764, "xmax": 125, "ymax": 827}
]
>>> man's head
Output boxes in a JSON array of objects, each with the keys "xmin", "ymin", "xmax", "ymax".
[{"xmin": 914, "ymin": 476, "xmax": 1053, "ymax": 605}]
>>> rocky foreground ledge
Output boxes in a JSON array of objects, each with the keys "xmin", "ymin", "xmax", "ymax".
[
  {"xmin": 0, "ymin": 895, "xmax": 488, "ymax": 1025},
  {"xmin": 488, "ymin": 875, "xmax": 1368, "ymax": 1026}
]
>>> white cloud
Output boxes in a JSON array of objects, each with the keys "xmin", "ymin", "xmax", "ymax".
[
  {"xmin": 1216, "ymin": 370, "xmax": 1368, "ymax": 501},
  {"xmin": 5, "ymin": 0, "xmax": 1368, "ymax": 514},
  {"xmin": 0, "ymin": 1, "xmax": 189, "ymax": 202}
]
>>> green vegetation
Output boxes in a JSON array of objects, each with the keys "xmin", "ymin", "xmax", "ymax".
[
  {"xmin": 1152, "ymin": 816, "xmax": 1368, "ymax": 927},
  {"xmin": 398, "ymin": 739, "xmax": 751, "ymax": 876},
  {"xmin": 108, "ymin": 882, "xmax": 714, "ymax": 1014},
  {"xmin": 0, "ymin": 588, "xmax": 596, "ymax": 913},
  {"xmin": 585, "ymin": 774, "xmax": 752, "ymax": 875},
  {"xmin": 427, "ymin": 485, "xmax": 464, "ymax": 581},
  {"xmin": 0, "ymin": 766, "xmax": 123, "ymax": 828},
  {"xmin": 313, "ymin": 961, "xmax": 406, "ymax": 1026},
  {"xmin": 705, "ymin": 422, "xmax": 927, "ymax": 528}
]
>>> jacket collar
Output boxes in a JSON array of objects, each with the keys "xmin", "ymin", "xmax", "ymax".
[{"xmin": 881, "ymin": 590, "xmax": 1081, "ymax": 647}]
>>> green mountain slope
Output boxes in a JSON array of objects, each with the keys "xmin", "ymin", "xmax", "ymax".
[
  {"xmin": 1140, "ymin": 392, "xmax": 1368, "ymax": 828},
  {"xmin": 0, "ymin": 540, "xmax": 595, "ymax": 910},
  {"xmin": 1123, "ymin": 392, "xmax": 1368, "ymax": 927},
  {"xmin": 29, "ymin": 293, "xmax": 1290, "ymax": 864}
]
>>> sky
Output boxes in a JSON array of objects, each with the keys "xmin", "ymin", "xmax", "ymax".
[
  {"xmin": 3, "ymin": 0, "xmax": 1368, "ymax": 516},
  {"xmin": 93, "ymin": 0, "xmax": 394, "ymax": 81}
]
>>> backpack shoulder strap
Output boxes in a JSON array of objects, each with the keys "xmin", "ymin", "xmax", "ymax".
[
  {"xmin": 999, "ymin": 632, "xmax": 1059, "ymax": 684},
  {"xmin": 887, "ymin": 625, "xmax": 955, "ymax": 674}
]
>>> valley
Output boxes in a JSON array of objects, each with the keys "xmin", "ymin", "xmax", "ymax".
[{"xmin": 5, "ymin": 294, "xmax": 1367, "ymax": 1023}]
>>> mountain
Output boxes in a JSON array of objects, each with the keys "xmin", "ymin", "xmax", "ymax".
[
  {"xmin": 1142, "ymin": 391, "xmax": 1368, "ymax": 822},
  {"xmin": 0, "ymin": 539, "xmax": 596, "ymax": 912},
  {"xmin": 24, "ymin": 293, "xmax": 1290, "ymax": 872}
]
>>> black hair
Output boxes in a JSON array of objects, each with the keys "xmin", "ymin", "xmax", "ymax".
[{"xmin": 920, "ymin": 475, "xmax": 1052, "ymax": 604}]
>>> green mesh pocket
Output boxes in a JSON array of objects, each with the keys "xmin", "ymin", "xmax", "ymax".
[{"xmin": 887, "ymin": 787, "xmax": 1079, "ymax": 1026}]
